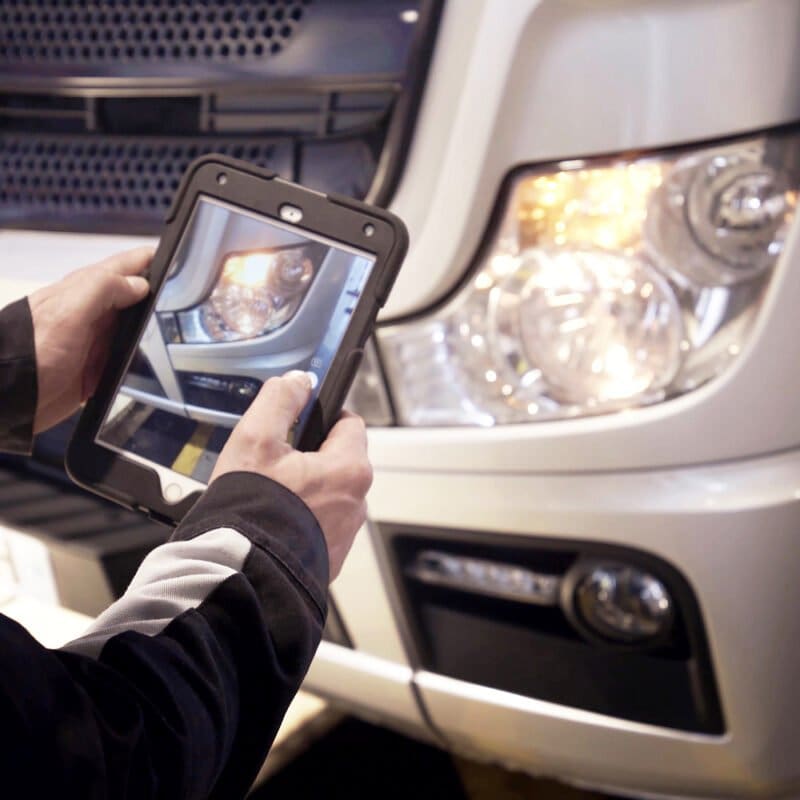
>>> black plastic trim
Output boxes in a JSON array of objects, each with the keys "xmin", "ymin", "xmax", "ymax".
[
  {"xmin": 366, "ymin": 0, "xmax": 444, "ymax": 209},
  {"xmin": 375, "ymin": 522, "xmax": 726, "ymax": 735},
  {"xmin": 0, "ymin": 458, "xmax": 168, "ymax": 615}
]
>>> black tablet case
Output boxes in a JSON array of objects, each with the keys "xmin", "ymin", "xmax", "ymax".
[{"xmin": 67, "ymin": 154, "xmax": 408, "ymax": 526}]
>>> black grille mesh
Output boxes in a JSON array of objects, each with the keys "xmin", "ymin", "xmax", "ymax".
[
  {"xmin": 0, "ymin": 133, "xmax": 291, "ymax": 224},
  {"xmin": 0, "ymin": 0, "xmax": 311, "ymax": 64}
]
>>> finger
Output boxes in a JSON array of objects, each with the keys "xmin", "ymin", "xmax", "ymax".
[
  {"xmin": 318, "ymin": 412, "xmax": 368, "ymax": 457},
  {"xmin": 318, "ymin": 415, "xmax": 373, "ymax": 496},
  {"xmin": 79, "ymin": 270, "xmax": 149, "ymax": 320},
  {"xmin": 96, "ymin": 246, "xmax": 156, "ymax": 276},
  {"xmin": 238, "ymin": 371, "xmax": 312, "ymax": 445}
]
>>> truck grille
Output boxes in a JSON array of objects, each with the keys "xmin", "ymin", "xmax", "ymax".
[
  {"xmin": 0, "ymin": 131, "xmax": 293, "ymax": 230},
  {"xmin": 0, "ymin": 0, "xmax": 310, "ymax": 64},
  {"xmin": 0, "ymin": 0, "xmax": 441, "ymax": 233}
]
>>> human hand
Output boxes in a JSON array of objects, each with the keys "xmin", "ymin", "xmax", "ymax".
[
  {"xmin": 28, "ymin": 247, "xmax": 152, "ymax": 433},
  {"xmin": 210, "ymin": 371, "xmax": 372, "ymax": 581}
]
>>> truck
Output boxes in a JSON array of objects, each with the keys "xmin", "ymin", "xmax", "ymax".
[{"xmin": 1, "ymin": 1, "xmax": 799, "ymax": 797}]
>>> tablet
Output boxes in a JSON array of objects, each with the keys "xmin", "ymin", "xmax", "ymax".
[{"xmin": 66, "ymin": 155, "xmax": 407, "ymax": 526}]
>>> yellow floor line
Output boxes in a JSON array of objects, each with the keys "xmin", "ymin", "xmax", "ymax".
[{"xmin": 171, "ymin": 424, "xmax": 214, "ymax": 477}]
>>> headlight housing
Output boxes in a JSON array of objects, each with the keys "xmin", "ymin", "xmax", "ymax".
[
  {"xmin": 174, "ymin": 243, "xmax": 324, "ymax": 344},
  {"xmin": 376, "ymin": 130, "xmax": 799, "ymax": 426}
]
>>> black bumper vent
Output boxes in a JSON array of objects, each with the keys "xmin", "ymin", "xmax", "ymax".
[
  {"xmin": 0, "ymin": 0, "xmax": 311, "ymax": 64},
  {"xmin": 0, "ymin": 461, "xmax": 167, "ymax": 615}
]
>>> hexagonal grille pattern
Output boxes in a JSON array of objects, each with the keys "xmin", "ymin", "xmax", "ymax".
[
  {"xmin": 0, "ymin": 133, "xmax": 291, "ymax": 224},
  {"xmin": 0, "ymin": 0, "xmax": 311, "ymax": 63}
]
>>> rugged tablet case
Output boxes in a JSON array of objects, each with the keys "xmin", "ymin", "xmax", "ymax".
[{"xmin": 67, "ymin": 154, "xmax": 408, "ymax": 526}]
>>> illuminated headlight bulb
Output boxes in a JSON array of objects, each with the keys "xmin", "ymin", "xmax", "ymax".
[
  {"xmin": 210, "ymin": 252, "xmax": 279, "ymax": 338},
  {"xmin": 491, "ymin": 248, "xmax": 684, "ymax": 406},
  {"xmin": 205, "ymin": 249, "xmax": 314, "ymax": 340},
  {"xmin": 567, "ymin": 562, "xmax": 674, "ymax": 644},
  {"xmin": 209, "ymin": 284, "xmax": 274, "ymax": 338},
  {"xmin": 176, "ymin": 245, "xmax": 323, "ymax": 344}
]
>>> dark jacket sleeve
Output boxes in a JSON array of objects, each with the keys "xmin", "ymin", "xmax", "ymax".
[
  {"xmin": 0, "ymin": 297, "xmax": 37, "ymax": 453},
  {"xmin": 0, "ymin": 472, "xmax": 329, "ymax": 799}
]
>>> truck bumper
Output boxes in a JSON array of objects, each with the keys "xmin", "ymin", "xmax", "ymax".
[{"xmin": 316, "ymin": 445, "xmax": 800, "ymax": 799}]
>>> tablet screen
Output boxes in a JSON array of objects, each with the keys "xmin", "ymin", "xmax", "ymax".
[{"xmin": 95, "ymin": 195, "xmax": 376, "ymax": 487}]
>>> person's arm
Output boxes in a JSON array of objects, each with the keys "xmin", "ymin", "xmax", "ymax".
[
  {"xmin": 0, "ymin": 253, "xmax": 370, "ymax": 798},
  {"xmin": 0, "ymin": 467, "xmax": 328, "ymax": 799},
  {"xmin": 0, "ymin": 372, "xmax": 369, "ymax": 799}
]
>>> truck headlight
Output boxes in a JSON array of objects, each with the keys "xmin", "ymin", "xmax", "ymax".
[
  {"xmin": 175, "ymin": 245, "xmax": 320, "ymax": 344},
  {"xmin": 378, "ymin": 131, "xmax": 799, "ymax": 426}
]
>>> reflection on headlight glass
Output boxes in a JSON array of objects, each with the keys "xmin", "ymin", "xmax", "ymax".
[
  {"xmin": 178, "ymin": 246, "xmax": 317, "ymax": 343},
  {"xmin": 378, "ymin": 131, "xmax": 800, "ymax": 426}
]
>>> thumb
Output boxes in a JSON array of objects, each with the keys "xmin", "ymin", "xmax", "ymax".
[
  {"xmin": 106, "ymin": 273, "xmax": 150, "ymax": 311},
  {"xmin": 84, "ymin": 271, "xmax": 149, "ymax": 318},
  {"xmin": 123, "ymin": 275, "xmax": 150, "ymax": 301}
]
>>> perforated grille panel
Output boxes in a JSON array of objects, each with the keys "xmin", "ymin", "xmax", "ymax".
[
  {"xmin": 0, "ymin": 133, "xmax": 292, "ymax": 228},
  {"xmin": 0, "ymin": 0, "xmax": 311, "ymax": 64},
  {"xmin": 0, "ymin": 0, "xmax": 431, "ymax": 233}
]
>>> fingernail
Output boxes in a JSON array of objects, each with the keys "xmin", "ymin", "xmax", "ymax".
[
  {"xmin": 285, "ymin": 369, "xmax": 312, "ymax": 389},
  {"xmin": 126, "ymin": 276, "xmax": 149, "ymax": 295}
]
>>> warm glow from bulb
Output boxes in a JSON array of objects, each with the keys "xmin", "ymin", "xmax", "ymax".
[
  {"xmin": 222, "ymin": 252, "xmax": 274, "ymax": 288},
  {"xmin": 515, "ymin": 162, "xmax": 665, "ymax": 251},
  {"xmin": 605, "ymin": 344, "xmax": 634, "ymax": 379},
  {"xmin": 598, "ymin": 343, "xmax": 648, "ymax": 399}
]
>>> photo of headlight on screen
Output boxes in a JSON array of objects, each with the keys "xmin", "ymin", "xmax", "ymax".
[{"xmin": 96, "ymin": 195, "xmax": 376, "ymax": 484}]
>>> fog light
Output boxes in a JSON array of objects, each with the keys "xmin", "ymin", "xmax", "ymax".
[{"xmin": 565, "ymin": 561, "xmax": 674, "ymax": 645}]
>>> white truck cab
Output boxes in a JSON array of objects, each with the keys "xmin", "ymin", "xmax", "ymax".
[{"xmin": 1, "ymin": 2, "xmax": 799, "ymax": 798}]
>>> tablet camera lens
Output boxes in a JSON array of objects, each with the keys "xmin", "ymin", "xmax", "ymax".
[
  {"xmin": 363, "ymin": 223, "xmax": 375, "ymax": 237},
  {"xmin": 279, "ymin": 204, "xmax": 303, "ymax": 223},
  {"xmin": 217, "ymin": 173, "xmax": 228, "ymax": 186}
]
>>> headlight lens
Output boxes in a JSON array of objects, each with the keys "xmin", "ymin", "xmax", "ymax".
[
  {"xmin": 493, "ymin": 248, "xmax": 684, "ymax": 407},
  {"xmin": 177, "ymin": 246, "xmax": 318, "ymax": 343},
  {"xmin": 378, "ymin": 131, "xmax": 800, "ymax": 426}
]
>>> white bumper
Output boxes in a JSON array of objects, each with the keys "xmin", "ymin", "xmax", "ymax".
[{"xmin": 315, "ymin": 447, "xmax": 800, "ymax": 798}]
